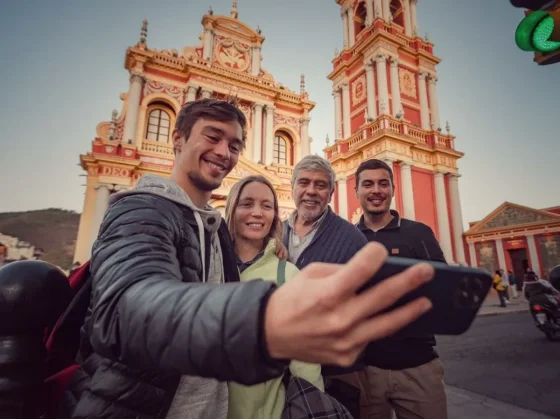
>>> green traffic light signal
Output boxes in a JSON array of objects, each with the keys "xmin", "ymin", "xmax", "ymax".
[{"xmin": 515, "ymin": 10, "xmax": 560, "ymax": 52}]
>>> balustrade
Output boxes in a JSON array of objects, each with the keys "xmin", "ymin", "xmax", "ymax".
[{"xmin": 141, "ymin": 140, "xmax": 175, "ymax": 155}]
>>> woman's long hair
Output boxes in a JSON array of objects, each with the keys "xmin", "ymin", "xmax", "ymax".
[{"xmin": 225, "ymin": 175, "xmax": 283, "ymax": 248}]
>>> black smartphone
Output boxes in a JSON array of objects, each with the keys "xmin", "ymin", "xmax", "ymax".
[{"xmin": 358, "ymin": 257, "xmax": 493, "ymax": 335}]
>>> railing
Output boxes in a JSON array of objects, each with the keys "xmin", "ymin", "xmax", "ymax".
[
  {"xmin": 326, "ymin": 116, "xmax": 457, "ymax": 158},
  {"xmin": 141, "ymin": 140, "xmax": 174, "ymax": 155},
  {"xmin": 270, "ymin": 164, "xmax": 294, "ymax": 177}
]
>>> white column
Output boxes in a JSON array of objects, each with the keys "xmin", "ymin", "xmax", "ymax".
[
  {"xmin": 300, "ymin": 117, "xmax": 310, "ymax": 157},
  {"xmin": 122, "ymin": 73, "xmax": 143, "ymax": 145},
  {"xmin": 89, "ymin": 184, "xmax": 112, "ymax": 254},
  {"xmin": 337, "ymin": 178, "xmax": 348, "ymax": 220},
  {"xmin": 389, "ymin": 57, "xmax": 402, "ymax": 117},
  {"xmin": 201, "ymin": 88, "xmax": 213, "ymax": 99},
  {"xmin": 341, "ymin": 83, "xmax": 351, "ymax": 138},
  {"xmin": 495, "ymin": 239, "xmax": 507, "ymax": 271},
  {"xmin": 333, "ymin": 89, "xmax": 343, "ymax": 138},
  {"xmin": 383, "ymin": 158, "xmax": 396, "ymax": 209},
  {"xmin": 428, "ymin": 75, "xmax": 440, "ymax": 130},
  {"xmin": 365, "ymin": 62, "xmax": 377, "ymax": 120},
  {"xmin": 434, "ymin": 172, "xmax": 454, "ymax": 263},
  {"xmin": 203, "ymin": 27, "xmax": 213, "ymax": 60},
  {"xmin": 365, "ymin": 0, "xmax": 374, "ymax": 25},
  {"xmin": 374, "ymin": 0, "xmax": 382, "ymax": 19},
  {"xmin": 402, "ymin": 0, "xmax": 413, "ymax": 36},
  {"xmin": 186, "ymin": 84, "xmax": 198, "ymax": 102},
  {"xmin": 468, "ymin": 242, "xmax": 477, "ymax": 268},
  {"xmin": 264, "ymin": 105, "xmax": 275, "ymax": 165},
  {"xmin": 251, "ymin": 46, "xmax": 261, "ymax": 76},
  {"xmin": 418, "ymin": 72, "xmax": 430, "ymax": 129},
  {"xmin": 410, "ymin": 0, "xmax": 418, "ymax": 35},
  {"xmin": 448, "ymin": 174, "xmax": 466, "ymax": 264},
  {"xmin": 341, "ymin": 9, "xmax": 349, "ymax": 48},
  {"xmin": 376, "ymin": 55, "xmax": 389, "ymax": 114},
  {"xmin": 400, "ymin": 162, "xmax": 415, "ymax": 220},
  {"xmin": 526, "ymin": 234, "xmax": 542, "ymax": 277},
  {"xmin": 347, "ymin": 8, "xmax": 355, "ymax": 47},
  {"xmin": 382, "ymin": 0, "xmax": 391, "ymax": 20},
  {"xmin": 252, "ymin": 103, "xmax": 264, "ymax": 163}
]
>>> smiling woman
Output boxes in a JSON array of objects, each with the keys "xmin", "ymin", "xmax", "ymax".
[{"xmin": 224, "ymin": 175, "xmax": 325, "ymax": 419}]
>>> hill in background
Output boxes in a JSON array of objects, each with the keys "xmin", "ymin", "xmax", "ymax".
[{"xmin": 0, "ymin": 208, "xmax": 80, "ymax": 269}]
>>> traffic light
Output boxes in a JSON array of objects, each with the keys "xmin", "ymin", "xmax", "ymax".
[
  {"xmin": 513, "ymin": 1, "xmax": 560, "ymax": 64},
  {"xmin": 516, "ymin": 9, "xmax": 560, "ymax": 52}
]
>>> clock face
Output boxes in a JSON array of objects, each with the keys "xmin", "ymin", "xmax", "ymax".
[{"xmin": 216, "ymin": 40, "xmax": 250, "ymax": 72}]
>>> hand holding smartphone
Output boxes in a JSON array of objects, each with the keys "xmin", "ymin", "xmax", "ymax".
[{"xmin": 358, "ymin": 257, "xmax": 493, "ymax": 335}]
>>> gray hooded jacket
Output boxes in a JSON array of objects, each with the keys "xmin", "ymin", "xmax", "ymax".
[{"xmin": 65, "ymin": 174, "xmax": 287, "ymax": 419}]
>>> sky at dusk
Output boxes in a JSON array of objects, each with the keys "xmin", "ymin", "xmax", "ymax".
[{"xmin": 0, "ymin": 0, "xmax": 558, "ymax": 228}]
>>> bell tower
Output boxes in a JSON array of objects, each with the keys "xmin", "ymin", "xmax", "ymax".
[{"xmin": 325, "ymin": 0, "xmax": 467, "ymax": 265}]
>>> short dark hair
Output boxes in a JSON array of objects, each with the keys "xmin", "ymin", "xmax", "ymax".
[
  {"xmin": 174, "ymin": 98, "xmax": 247, "ymax": 142},
  {"xmin": 355, "ymin": 159, "xmax": 394, "ymax": 189}
]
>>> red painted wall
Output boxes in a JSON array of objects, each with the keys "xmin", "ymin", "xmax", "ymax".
[
  {"xmin": 411, "ymin": 169, "xmax": 438, "ymax": 238},
  {"xmin": 333, "ymin": 182, "xmax": 339, "ymax": 213},
  {"xmin": 351, "ymin": 107, "xmax": 366, "ymax": 133},
  {"xmin": 346, "ymin": 174, "xmax": 360, "ymax": 221},
  {"xmin": 403, "ymin": 105, "xmax": 421, "ymax": 126}
]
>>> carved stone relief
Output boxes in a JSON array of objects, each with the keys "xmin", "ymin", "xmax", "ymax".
[
  {"xmin": 144, "ymin": 80, "xmax": 185, "ymax": 104},
  {"xmin": 399, "ymin": 68, "xmax": 417, "ymax": 98},
  {"xmin": 351, "ymin": 75, "xmax": 367, "ymax": 105},
  {"xmin": 480, "ymin": 207, "xmax": 556, "ymax": 231}
]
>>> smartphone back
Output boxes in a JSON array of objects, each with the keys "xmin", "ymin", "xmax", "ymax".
[{"xmin": 359, "ymin": 257, "xmax": 493, "ymax": 335}]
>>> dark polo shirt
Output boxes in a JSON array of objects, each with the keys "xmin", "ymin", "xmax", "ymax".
[{"xmin": 357, "ymin": 210, "xmax": 446, "ymax": 370}]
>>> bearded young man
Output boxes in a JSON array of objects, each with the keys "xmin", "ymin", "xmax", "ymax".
[
  {"xmin": 59, "ymin": 102, "xmax": 436, "ymax": 419},
  {"xmin": 331, "ymin": 158, "xmax": 448, "ymax": 419}
]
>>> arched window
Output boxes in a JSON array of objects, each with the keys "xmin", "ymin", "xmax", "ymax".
[
  {"xmin": 390, "ymin": 0, "xmax": 405, "ymax": 27},
  {"xmin": 273, "ymin": 135, "xmax": 288, "ymax": 165},
  {"xmin": 146, "ymin": 108, "xmax": 171, "ymax": 142},
  {"xmin": 355, "ymin": 2, "xmax": 367, "ymax": 34}
]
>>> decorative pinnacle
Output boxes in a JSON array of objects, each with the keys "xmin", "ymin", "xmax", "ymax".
[
  {"xmin": 446, "ymin": 121, "xmax": 451, "ymax": 134},
  {"xmin": 256, "ymin": 25, "xmax": 262, "ymax": 34},
  {"xmin": 140, "ymin": 19, "xmax": 148, "ymax": 44},
  {"xmin": 326, "ymin": 134, "xmax": 330, "ymax": 145},
  {"xmin": 208, "ymin": 6, "xmax": 213, "ymax": 15},
  {"xmin": 231, "ymin": 0, "xmax": 238, "ymax": 19},
  {"xmin": 300, "ymin": 74, "xmax": 306, "ymax": 94},
  {"xmin": 108, "ymin": 109, "xmax": 118, "ymax": 140}
]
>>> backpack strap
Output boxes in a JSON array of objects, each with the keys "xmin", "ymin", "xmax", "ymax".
[{"xmin": 277, "ymin": 259, "xmax": 287, "ymax": 286}]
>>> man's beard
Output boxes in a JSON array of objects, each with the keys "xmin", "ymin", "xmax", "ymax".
[
  {"xmin": 188, "ymin": 171, "xmax": 221, "ymax": 192},
  {"xmin": 299, "ymin": 206, "xmax": 324, "ymax": 222}
]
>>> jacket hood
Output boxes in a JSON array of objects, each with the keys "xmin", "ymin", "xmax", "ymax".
[{"xmin": 110, "ymin": 174, "xmax": 221, "ymax": 234}]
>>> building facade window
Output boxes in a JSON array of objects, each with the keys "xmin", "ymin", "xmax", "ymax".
[
  {"xmin": 146, "ymin": 109, "xmax": 171, "ymax": 142},
  {"xmin": 273, "ymin": 135, "xmax": 288, "ymax": 165}
]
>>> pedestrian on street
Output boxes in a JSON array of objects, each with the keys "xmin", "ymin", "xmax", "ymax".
[
  {"xmin": 329, "ymin": 159, "xmax": 448, "ymax": 419},
  {"xmin": 508, "ymin": 270, "xmax": 518, "ymax": 298},
  {"xmin": 55, "ymin": 100, "xmax": 435, "ymax": 419},
  {"xmin": 493, "ymin": 270, "xmax": 508, "ymax": 307},
  {"xmin": 500, "ymin": 269, "xmax": 511, "ymax": 302}
]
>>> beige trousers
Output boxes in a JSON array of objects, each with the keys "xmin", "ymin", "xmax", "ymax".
[{"xmin": 332, "ymin": 359, "xmax": 447, "ymax": 419}]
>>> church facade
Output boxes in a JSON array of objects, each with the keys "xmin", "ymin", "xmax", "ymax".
[
  {"xmin": 464, "ymin": 202, "xmax": 560, "ymax": 282},
  {"xmin": 325, "ymin": 0, "xmax": 466, "ymax": 265},
  {"xmin": 73, "ymin": 3, "xmax": 314, "ymax": 264}
]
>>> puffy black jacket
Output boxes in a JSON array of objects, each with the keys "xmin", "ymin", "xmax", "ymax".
[{"xmin": 60, "ymin": 193, "xmax": 287, "ymax": 419}]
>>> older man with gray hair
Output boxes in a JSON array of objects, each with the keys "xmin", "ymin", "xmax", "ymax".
[{"xmin": 283, "ymin": 155, "xmax": 368, "ymax": 416}]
